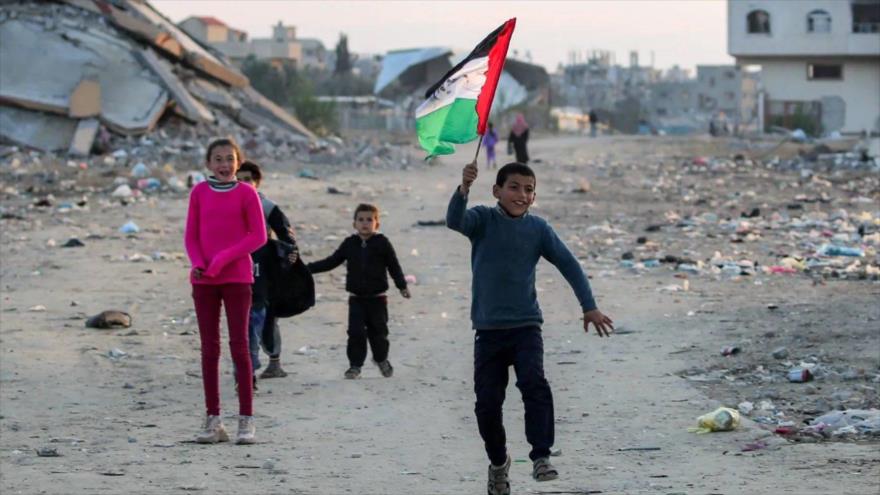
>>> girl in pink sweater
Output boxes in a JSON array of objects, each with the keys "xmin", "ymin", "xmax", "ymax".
[{"xmin": 184, "ymin": 138, "xmax": 267, "ymax": 445}]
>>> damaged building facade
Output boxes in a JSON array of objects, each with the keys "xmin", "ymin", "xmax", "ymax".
[
  {"xmin": 728, "ymin": 0, "xmax": 880, "ymax": 135},
  {"xmin": 0, "ymin": 0, "xmax": 316, "ymax": 156}
]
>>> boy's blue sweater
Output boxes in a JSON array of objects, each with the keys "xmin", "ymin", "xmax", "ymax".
[{"xmin": 446, "ymin": 188, "xmax": 597, "ymax": 330}]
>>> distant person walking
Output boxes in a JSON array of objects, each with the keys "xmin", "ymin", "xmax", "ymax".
[
  {"xmin": 484, "ymin": 122, "xmax": 499, "ymax": 169},
  {"xmin": 589, "ymin": 110, "xmax": 598, "ymax": 138},
  {"xmin": 507, "ymin": 113, "xmax": 530, "ymax": 164}
]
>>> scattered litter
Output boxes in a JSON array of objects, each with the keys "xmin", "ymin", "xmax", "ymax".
[
  {"xmin": 295, "ymin": 345, "xmax": 317, "ymax": 356},
  {"xmin": 689, "ymin": 407, "xmax": 741, "ymax": 433},
  {"xmin": 62, "ymin": 238, "xmax": 85, "ymax": 248},
  {"xmin": 787, "ymin": 367, "xmax": 813, "ymax": 383},
  {"xmin": 107, "ymin": 348, "xmax": 128, "ymax": 360},
  {"xmin": 119, "ymin": 221, "xmax": 140, "ymax": 234},
  {"xmin": 416, "ymin": 219, "xmax": 445, "ymax": 227},
  {"xmin": 35, "ymin": 447, "xmax": 61, "ymax": 457},
  {"xmin": 86, "ymin": 310, "xmax": 132, "ymax": 329}
]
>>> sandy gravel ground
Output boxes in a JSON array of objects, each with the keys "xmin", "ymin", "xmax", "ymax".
[{"xmin": 1, "ymin": 135, "xmax": 878, "ymax": 494}]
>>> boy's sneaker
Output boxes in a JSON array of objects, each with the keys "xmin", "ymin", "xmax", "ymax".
[
  {"xmin": 344, "ymin": 366, "xmax": 361, "ymax": 379},
  {"xmin": 487, "ymin": 455, "xmax": 511, "ymax": 495},
  {"xmin": 376, "ymin": 360, "xmax": 394, "ymax": 378},
  {"xmin": 235, "ymin": 415, "xmax": 256, "ymax": 445},
  {"xmin": 196, "ymin": 415, "xmax": 229, "ymax": 444},
  {"xmin": 260, "ymin": 359, "xmax": 288, "ymax": 378},
  {"xmin": 531, "ymin": 457, "xmax": 559, "ymax": 481}
]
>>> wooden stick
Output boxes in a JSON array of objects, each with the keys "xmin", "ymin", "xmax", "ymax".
[{"xmin": 472, "ymin": 134, "xmax": 484, "ymax": 166}]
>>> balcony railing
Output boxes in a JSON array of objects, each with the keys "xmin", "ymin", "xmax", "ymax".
[{"xmin": 852, "ymin": 22, "xmax": 880, "ymax": 33}]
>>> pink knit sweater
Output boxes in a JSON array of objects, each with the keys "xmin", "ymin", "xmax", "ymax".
[{"xmin": 184, "ymin": 181, "xmax": 267, "ymax": 285}]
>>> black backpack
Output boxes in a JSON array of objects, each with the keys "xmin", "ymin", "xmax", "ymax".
[{"xmin": 266, "ymin": 239, "xmax": 315, "ymax": 318}]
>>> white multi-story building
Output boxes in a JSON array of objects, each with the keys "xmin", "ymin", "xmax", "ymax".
[{"xmin": 728, "ymin": 0, "xmax": 880, "ymax": 135}]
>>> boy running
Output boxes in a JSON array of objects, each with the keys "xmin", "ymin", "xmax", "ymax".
[{"xmin": 446, "ymin": 161, "xmax": 614, "ymax": 495}]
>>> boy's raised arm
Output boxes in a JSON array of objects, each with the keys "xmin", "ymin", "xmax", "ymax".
[{"xmin": 446, "ymin": 162, "xmax": 482, "ymax": 237}]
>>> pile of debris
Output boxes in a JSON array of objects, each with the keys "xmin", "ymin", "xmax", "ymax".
[{"xmin": 0, "ymin": 0, "xmax": 316, "ymax": 158}]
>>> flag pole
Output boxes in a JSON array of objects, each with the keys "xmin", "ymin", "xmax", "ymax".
[{"xmin": 472, "ymin": 134, "xmax": 484, "ymax": 167}]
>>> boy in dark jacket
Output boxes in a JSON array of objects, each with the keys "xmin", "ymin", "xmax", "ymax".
[
  {"xmin": 236, "ymin": 162, "xmax": 298, "ymax": 381},
  {"xmin": 307, "ymin": 203, "xmax": 410, "ymax": 379}
]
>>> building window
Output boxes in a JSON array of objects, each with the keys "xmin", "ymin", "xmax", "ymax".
[
  {"xmin": 807, "ymin": 10, "xmax": 832, "ymax": 32},
  {"xmin": 852, "ymin": 2, "xmax": 880, "ymax": 33},
  {"xmin": 807, "ymin": 63, "xmax": 843, "ymax": 80},
  {"xmin": 747, "ymin": 10, "xmax": 771, "ymax": 34}
]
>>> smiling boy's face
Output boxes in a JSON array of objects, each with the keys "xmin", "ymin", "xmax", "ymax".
[
  {"xmin": 206, "ymin": 145, "xmax": 239, "ymax": 182},
  {"xmin": 493, "ymin": 173, "xmax": 536, "ymax": 217},
  {"xmin": 353, "ymin": 211, "xmax": 379, "ymax": 238}
]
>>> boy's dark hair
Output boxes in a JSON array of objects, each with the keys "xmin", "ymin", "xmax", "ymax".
[
  {"xmin": 205, "ymin": 137, "xmax": 243, "ymax": 163},
  {"xmin": 238, "ymin": 161, "xmax": 263, "ymax": 183},
  {"xmin": 495, "ymin": 162, "xmax": 536, "ymax": 187},
  {"xmin": 353, "ymin": 203, "xmax": 380, "ymax": 220}
]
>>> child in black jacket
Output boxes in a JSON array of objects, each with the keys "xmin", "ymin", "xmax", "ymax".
[{"xmin": 308, "ymin": 203, "xmax": 410, "ymax": 379}]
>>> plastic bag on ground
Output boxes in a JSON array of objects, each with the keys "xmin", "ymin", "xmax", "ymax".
[{"xmin": 689, "ymin": 407, "xmax": 741, "ymax": 434}]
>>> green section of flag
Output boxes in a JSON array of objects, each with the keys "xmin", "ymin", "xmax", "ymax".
[{"xmin": 415, "ymin": 98, "xmax": 479, "ymax": 158}]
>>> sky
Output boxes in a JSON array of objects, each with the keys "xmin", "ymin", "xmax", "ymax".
[{"xmin": 153, "ymin": 0, "xmax": 734, "ymax": 73}]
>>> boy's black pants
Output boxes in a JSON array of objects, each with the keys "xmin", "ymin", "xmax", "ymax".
[
  {"xmin": 474, "ymin": 326, "xmax": 554, "ymax": 465},
  {"xmin": 347, "ymin": 296, "xmax": 389, "ymax": 367}
]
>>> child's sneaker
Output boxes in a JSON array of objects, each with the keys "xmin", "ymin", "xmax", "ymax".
[
  {"xmin": 487, "ymin": 455, "xmax": 511, "ymax": 495},
  {"xmin": 260, "ymin": 358, "xmax": 288, "ymax": 378},
  {"xmin": 235, "ymin": 415, "xmax": 256, "ymax": 445},
  {"xmin": 531, "ymin": 457, "xmax": 558, "ymax": 481},
  {"xmin": 196, "ymin": 415, "xmax": 229, "ymax": 444},
  {"xmin": 376, "ymin": 360, "xmax": 394, "ymax": 378},
  {"xmin": 344, "ymin": 366, "xmax": 361, "ymax": 379}
]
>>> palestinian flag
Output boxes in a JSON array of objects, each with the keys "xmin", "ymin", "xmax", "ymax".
[{"xmin": 415, "ymin": 18, "xmax": 516, "ymax": 158}]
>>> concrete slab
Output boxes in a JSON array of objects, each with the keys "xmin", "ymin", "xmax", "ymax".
[
  {"xmin": 68, "ymin": 78, "xmax": 101, "ymax": 118},
  {"xmin": 137, "ymin": 47, "xmax": 213, "ymax": 123},
  {"xmin": 68, "ymin": 118, "xmax": 100, "ymax": 156},
  {"xmin": 0, "ymin": 106, "xmax": 78, "ymax": 152}
]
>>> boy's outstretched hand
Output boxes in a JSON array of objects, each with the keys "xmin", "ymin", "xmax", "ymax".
[
  {"xmin": 584, "ymin": 309, "xmax": 614, "ymax": 337},
  {"xmin": 461, "ymin": 161, "xmax": 478, "ymax": 195},
  {"xmin": 400, "ymin": 288, "xmax": 411, "ymax": 299}
]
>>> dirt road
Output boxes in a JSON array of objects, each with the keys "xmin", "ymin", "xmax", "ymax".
[{"xmin": 2, "ymin": 136, "xmax": 878, "ymax": 494}]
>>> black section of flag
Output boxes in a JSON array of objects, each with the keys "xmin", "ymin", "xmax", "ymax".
[{"xmin": 423, "ymin": 21, "xmax": 508, "ymax": 99}]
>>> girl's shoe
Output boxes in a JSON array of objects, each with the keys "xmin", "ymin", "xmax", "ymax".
[
  {"xmin": 196, "ymin": 415, "xmax": 229, "ymax": 444},
  {"xmin": 344, "ymin": 366, "xmax": 361, "ymax": 379},
  {"xmin": 236, "ymin": 415, "xmax": 256, "ymax": 445}
]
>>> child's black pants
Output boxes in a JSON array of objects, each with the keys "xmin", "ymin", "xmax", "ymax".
[
  {"xmin": 474, "ymin": 326, "xmax": 554, "ymax": 465},
  {"xmin": 347, "ymin": 295, "xmax": 389, "ymax": 367}
]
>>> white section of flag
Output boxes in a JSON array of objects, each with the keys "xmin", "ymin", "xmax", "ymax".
[{"xmin": 414, "ymin": 57, "xmax": 489, "ymax": 118}]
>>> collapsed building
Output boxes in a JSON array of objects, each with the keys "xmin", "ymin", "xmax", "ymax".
[{"xmin": 0, "ymin": 0, "xmax": 317, "ymax": 157}]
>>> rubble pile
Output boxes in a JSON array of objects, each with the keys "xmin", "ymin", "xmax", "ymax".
[
  {"xmin": 0, "ymin": 1, "xmax": 421, "ymax": 216},
  {"xmin": 560, "ymin": 141, "xmax": 880, "ymax": 283},
  {"xmin": 0, "ymin": 0, "xmax": 316, "ymax": 156}
]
